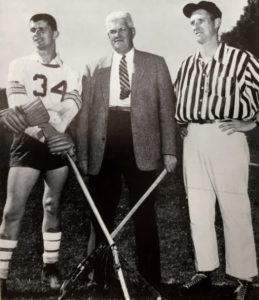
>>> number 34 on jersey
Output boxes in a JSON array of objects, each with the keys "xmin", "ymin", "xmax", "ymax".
[{"xmin": 6, "ymin": 53, "xmax": 81, "ymax": 111}]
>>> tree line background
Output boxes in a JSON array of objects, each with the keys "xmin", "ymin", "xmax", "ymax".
[{"xmin": 0, "ymin": 2, "xmax": 258, "ymax": 298}]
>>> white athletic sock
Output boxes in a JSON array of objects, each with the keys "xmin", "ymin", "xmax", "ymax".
[
  {"xmin": 0, "ymin": 239, "xmax": 18, "ymax": 279},
  {"xmin": 42, "ymin": 232, "xmax": 62, "ymax": 264}
]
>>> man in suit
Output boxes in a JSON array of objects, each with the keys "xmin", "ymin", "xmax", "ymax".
[{"xmin": 76, "ymin": 11, "xmax": 177, "ymax": 290}]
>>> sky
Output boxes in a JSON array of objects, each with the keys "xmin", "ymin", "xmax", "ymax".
[{"xmin": 0, "ymin": 0, "xmax": 248, "ymax": 87}]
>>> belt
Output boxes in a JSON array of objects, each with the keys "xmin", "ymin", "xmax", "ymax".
[
  {"xmin": 189, "ymin": 119, "xmax": 221, "ymax": 124},
  {"xmin": 109, "ymin": 106, "xmax": 131, "ymax": 112}
]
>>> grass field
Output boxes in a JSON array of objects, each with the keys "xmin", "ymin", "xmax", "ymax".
[{"xmin": 0, "ymin": 129, "xmax": 258, "ymax": 300}]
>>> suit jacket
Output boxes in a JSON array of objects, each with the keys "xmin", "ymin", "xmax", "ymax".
[{"xmin": 76, "ymin": 49, "xmax": 177, "ymax": 175}]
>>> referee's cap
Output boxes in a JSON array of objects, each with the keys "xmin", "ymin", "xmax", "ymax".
[{"xmin": 183, "ymin": 1, "xmax": 222, "ymax": 19}]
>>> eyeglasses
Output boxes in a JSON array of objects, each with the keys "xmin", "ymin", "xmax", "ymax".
[{"xmin": 108, "ymin": 27, "xmax": 129, "ymax": 35}]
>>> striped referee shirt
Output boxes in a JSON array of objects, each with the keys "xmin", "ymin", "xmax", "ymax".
[{"xmin": 175, "ymin": 43, "xmax": 259, "ymax": 123}]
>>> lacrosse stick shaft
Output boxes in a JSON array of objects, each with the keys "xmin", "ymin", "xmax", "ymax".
[
  {"xmin": 249, "ymin": 162, "xmax": 259, "ymax": 168},
  {"xmin": 59, "ymin": 167, "xmax": 167, "ymax": 299},
  {"xmin": 111, "ymin": 168, "xmax": 167, "ymax": 238},
  {"xmin": 40, "ymin": 123, "xmax": 130, "ymax": 299},
  {"xmin": 66, "ymin": 154, "xmax": 114, "ymax": 245},
  {"xmin": 66, "ymin": 154, "xmax": 130, "ymax": 300}
]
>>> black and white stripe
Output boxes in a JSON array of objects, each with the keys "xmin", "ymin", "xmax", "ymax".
[
  {"xmin": 119, "ymin": 55, "xmax": 131, "ymax": 100},
  {"xmin": 6, "ymin": 81, "xmax": 26, "ymax": 97},
  {"xmin": 63, "ymin": 90, "xmax": 82, "ymax": 111},
  {"xmin": 175, "ymin": 43, "xmax": 259, "ymax": 123}
]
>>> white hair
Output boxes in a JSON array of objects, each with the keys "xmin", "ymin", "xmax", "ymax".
[{"xmin": 105, "ymin": 11, "xmax": 134, "ymax": 31}]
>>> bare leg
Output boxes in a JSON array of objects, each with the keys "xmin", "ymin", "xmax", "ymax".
[
  {"xmin": 0, "ymin": 167, "xmax": 40, "ymax": 282},
  {"xmin": 41, "ymin": 165, "xmax": 69, "ymax": 290},
  {"xmin": 0, "ymin": 167, "xmax": 40, "ymax": 239},
  {"xmin": 42, "ymin": 166, "xmax": 69, "ymax": 232}
]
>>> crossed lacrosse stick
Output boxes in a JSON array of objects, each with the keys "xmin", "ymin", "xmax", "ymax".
[
  {"xmin": 0, "ymin": 100, "xmax": 130, "ymax": 298},
  {"xmin": 37, "ymin": 115, "xmax": 166, "ymax": 300},
  {"xmin": 63, "ymin": 154, "xmax": 130, "ymax": 300},
  {"xmin": 38, "ymin": 123, "xmax": 132, "ymax": 300},
  {"xmin": 58, "ymin": 159, "xmax": 167, "ymax": 300},
  {"xmin": 0, "ymin": 98, "xmax": 167, "ymax": 299}
]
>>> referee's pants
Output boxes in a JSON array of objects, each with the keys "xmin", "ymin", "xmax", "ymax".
[{"xmin": 183, "ymin": 123, "xmax": 258, "ymax": 279}]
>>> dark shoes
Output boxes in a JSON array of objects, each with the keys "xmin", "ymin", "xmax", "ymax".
[
  {"xmin": 180, "ymin": 272, "xmax": 212, "ymax": 295},
  {"xmin": 0, "ymin": 278, "xmax": 7, "ymax": 299},
  {"xmin": 86, "ymin": 278, "xmax": 119, "ymax": 291},
  {"xmin": 84, "ymin": 279, "xmax": 121, "ymax": 300},
  {"xmin": 86, "ymin": 279, "xmax": 99, "ymax": 291},
  {"xmin": 233, "ymin": 280, "xmax": 252, "ymax": 300},
  {"xmin": 41, "ymin": 263, "xmax": 61, "ymax": 290},
  {"xmin": 180, "ymin": 273, "xmax": 253, "ymax": 300}
]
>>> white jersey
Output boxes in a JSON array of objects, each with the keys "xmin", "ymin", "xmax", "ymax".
[{"xmin": 7, "ymin": 52, "xmax": 81, "ymax": 141}]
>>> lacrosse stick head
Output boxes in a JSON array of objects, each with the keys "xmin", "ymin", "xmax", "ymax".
[
  {"xmin": 20, "ymin": 97, "xmax": 50, "ymax": 126},
  {"xmin": 58, "ymin": 280, "xmax": 69, "ymax": 300},
  {"xmin": 58, "ymin": 243, "xmax": 109, "ymax": 299}
]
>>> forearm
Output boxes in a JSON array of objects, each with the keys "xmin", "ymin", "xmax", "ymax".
[
  {"xmin": 48, "ymin": 99, "xmax": 80, "ymax": 133},
  {"xmin": 8, "ymin": 93, "xmax": 30, "ymax": 108},
  {"xmin": 219, "ymin": 118, "xmax": 257, "ymax": 135}
]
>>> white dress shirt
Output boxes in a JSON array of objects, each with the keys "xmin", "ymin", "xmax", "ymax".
[{"xmin": 109, "ymin": 48, "xmax": 134, "ymax": 107}]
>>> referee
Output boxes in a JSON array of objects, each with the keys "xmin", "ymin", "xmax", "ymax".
[{"xmin": 175, "ymin": 2, "xmax": 259, "ymax": 300}]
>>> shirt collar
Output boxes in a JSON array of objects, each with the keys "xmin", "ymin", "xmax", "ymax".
[
  {"xmin": 113, "ymin": 47, "xmax": 135, "ymax": 63},
  {"xmin": 195, "ymin": 43, "xmax": 227, "ymax": 65},
  {"xmin": 30, "ymin": 52, "xmax": 63, "ymax": 66},
  {"xmin": 214, "ymin": 43, "xmax": 228, "ymax": 64}
]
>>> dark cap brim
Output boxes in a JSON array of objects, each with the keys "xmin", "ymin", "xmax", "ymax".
[
  {"xmin": 183, "ymin": 1, "xmax": 222, "ymax": 19},
  {"xmin": 183, "ymin": 3, "xmax": 197, "ymax": 18}
]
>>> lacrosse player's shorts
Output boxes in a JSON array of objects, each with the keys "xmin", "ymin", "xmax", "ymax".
[{"xmin": 9, "ymin": 132, "xmax": 68, "ymax": 171}]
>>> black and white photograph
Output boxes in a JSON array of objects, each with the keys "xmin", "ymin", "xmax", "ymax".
[{"xmin": 0, "ymin": 0, "xmax": 258, "ymax": 299}]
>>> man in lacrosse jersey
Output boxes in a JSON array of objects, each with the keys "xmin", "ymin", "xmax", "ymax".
[{"xmin": 0, "ymin": 13, "xmax": 81, "ymax": 297}]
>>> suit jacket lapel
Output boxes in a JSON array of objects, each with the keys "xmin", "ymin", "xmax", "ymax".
[
  {"xmin": 99, "ymin": 55, "xmax": 112, "ymax": 107},
  {"xmin": 132, "ymin": 50, "xmax": 145, "ymax": 100},
  {"xmin": 98, "ymin": 50, "xmax": 145, "ymax": 106}
]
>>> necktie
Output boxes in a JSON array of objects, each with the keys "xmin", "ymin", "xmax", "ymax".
[{"xmin": 119, "ymin": 55, "xmax": 131, "ymax": 99}]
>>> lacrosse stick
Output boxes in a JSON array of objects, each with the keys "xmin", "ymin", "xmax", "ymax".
[
  {"xmin": 59, "ymin": 168, "xmax": 167, "ymax": 300},
  {"xmin": 2, "ymin": 100, "xmax": 129, "ymax": 299},
  {"xmin": 65, "ymin": 154, "xmax": 130, "ymax": 300},
  {"xmin": 249, "ymin": 162, "xmax": 259, "ymax": 168},
  {"xmin": 37, "ymin": 123, "xmax": 130, "ymax": 300}
]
